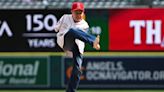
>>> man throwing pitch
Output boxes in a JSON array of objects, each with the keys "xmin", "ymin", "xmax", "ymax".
[{"xmin": 54, "ymin": 2, "xmax": 100, "ymax": 92}]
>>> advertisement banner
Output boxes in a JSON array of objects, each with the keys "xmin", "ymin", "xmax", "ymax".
[
  {"xmin": 85, "ymin": 9, "xmax": 109, "ymax": 51},
  {"xmin": 0, "ymin": 9, "xmax": 108, "ymax": 52},
  {"xmin": 109, "ymin": 9, "xmax": 164, "ymax": 51},
  {"xmin": 0, "ymin": 9, "xmax": 70, "ymax": 52},
  {"xmin": 63, "ymin": 56, "xmax": 164, "ymax": 88},
  {"xmin": 0, "ymin": 57, "xmax": 49, "ymax": 88}
]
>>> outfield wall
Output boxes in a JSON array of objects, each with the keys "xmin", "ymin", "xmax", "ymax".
[
  {"xmin": 1, "ymin": 9, "xmax": 164, "ymax": 52},
  {"xmin": 0, "ymin": 53, "xmax": 164, "ymax": 89},
  {"xmin": 0, "ymin": 9, "xmax": 106, "ymax": 52}
]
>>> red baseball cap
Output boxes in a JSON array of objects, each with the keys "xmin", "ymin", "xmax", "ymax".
[{"xmin": 71, "ymin": 2, "xmax": 84, "ymax": 12}]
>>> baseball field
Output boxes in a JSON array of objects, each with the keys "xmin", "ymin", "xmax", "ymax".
[{"xmin": 1, "ymin": 52, "xmax": 164, "ymax": 56}]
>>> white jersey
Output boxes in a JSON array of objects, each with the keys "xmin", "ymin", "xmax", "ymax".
[{"xmin": 54, "ymin": 14, "xmax": 89, "ymax": 54}]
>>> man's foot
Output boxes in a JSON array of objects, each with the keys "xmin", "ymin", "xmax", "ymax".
[{"xmin": 93, "ymin": 35, "xmax": 100, "ymax": 50}]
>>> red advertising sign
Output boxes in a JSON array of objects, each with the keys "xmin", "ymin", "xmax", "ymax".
[{"xmin": 109, "ymin": 9, "xmax": 164, "ymax": 51}]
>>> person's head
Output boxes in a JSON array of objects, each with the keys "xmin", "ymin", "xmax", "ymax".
[{"xmin": 71, "ymin": 2, "xmax": 84, "ymax": 22}]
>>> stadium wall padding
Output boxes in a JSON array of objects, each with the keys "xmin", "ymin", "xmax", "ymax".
[{"xmin": 0, "ymin": 55, "xmax": 164, "ymax": 89}]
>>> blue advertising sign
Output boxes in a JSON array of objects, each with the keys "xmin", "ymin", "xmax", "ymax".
[{"xmin": 63, "ymin": 56, "xmax": 164, "ymax": 88}]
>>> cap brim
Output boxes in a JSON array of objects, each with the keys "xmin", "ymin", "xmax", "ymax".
[{"xmin": 72, "ymin": 8, "xmax": 84, "ymax": 11}]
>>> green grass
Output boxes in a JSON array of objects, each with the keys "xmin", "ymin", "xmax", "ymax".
[
  {"xmin": 0, "ymin": 90, "xmax": 164, "ymax": 92},
  {"xmin": 0, "ymin": 52, "xmax": 164, "ymax": 56}
]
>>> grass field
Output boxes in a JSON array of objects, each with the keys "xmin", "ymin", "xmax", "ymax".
[
  {"xmin": 1, "ymin": 52, "xmax": 164, "ymax": 56},
  {"xmin": 0, "ymin": 90, "xmax": 164, "ymax": 92}
]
